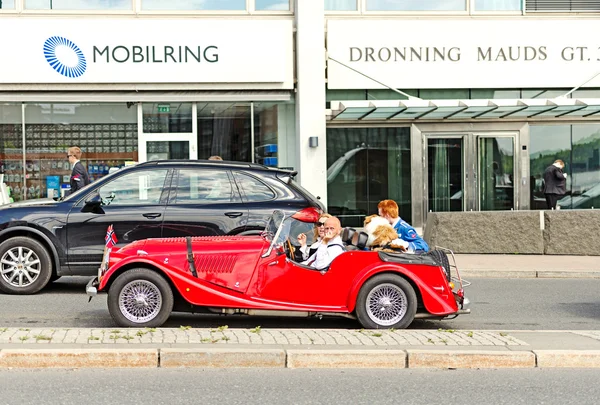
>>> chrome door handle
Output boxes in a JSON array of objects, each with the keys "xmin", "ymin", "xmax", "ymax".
[
  {"xmin": 142, "ymin": 213, "xmax": 162, "ymax": 219},
  {"xmin": 225, "ymin": 212, "xmax": 243, "ymax": 218}
]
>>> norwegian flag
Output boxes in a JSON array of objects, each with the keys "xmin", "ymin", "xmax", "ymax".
[{"xmin": 105, "ymin": 224, "xmax": 118, "ymax": 248}]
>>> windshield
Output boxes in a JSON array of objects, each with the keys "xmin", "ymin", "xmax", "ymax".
[
  {"xmin": 264, "ymin": 210, "xmax": 285, "ymax": 243},
  {"xmin": 262, "ymin": 210, "xmax": 315, "ymax": 258}
]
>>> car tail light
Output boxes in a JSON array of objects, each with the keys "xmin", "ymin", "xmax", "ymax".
[{"xmin": 292, "ymin": 207, "xmax": 322, "ymax": 223}]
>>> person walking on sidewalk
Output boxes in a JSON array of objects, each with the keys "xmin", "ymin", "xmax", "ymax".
[
  {"xmin": 67, "ymin": 146, "xmax": 90, "ymax": 195},
  {"xmin": 543, "ymin": 159, "xmax": 567, "ymax": 210}
]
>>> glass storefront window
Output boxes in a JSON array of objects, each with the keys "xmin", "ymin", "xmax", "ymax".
[
  {"xmin": 142, "ymin": 0, "xmax": 245, "ymax": 11},
  {"xmin": 572, "ymin": 89, "xmax": 600, "ymax": 98},
  {"xmin": 479, "ymin": 136, "xmax": 514, "ymax": 211},
  {"xmin": 0, "ymin": 104, "xmax": 24, "ymax": 202},
  {"xmin": 325, "ymin": 0, "xmax": 357, "ymax": 11},
  {"xmin": 23, "ymin": 103, "xmax": 138, "ymax": 199},
  {"xmin": 142, "ymin": 103, "xmax": 192, "ymax": 133},
  {"xmin": 197, "ymin": 102, "xmax": 251, "ymax": 161},
  {"xmin": 530, "ymin": 124, "xmax": 600, "ymax": 210},
  {"xmin": 196, "ymin": 101, "xmax": 295, "ymax": 169},
  {"xmin": 367, "ymin": 0, "xmax": 466, "ymax": 11},
  {"xmin": 326, "ymin": 127, "xmax": 411, "ymax": 227},
  {"xmin": 420, "ymin": 89, "xmax": 470, "ymax": 100},
  {"xmin": 522, "ymin": 89, "xmax": 568, "ymax": 99},
  {"xmin": 25, "ymin": 0, "xmax": 131, "ymax": 10},
  {"xmin": 470, "ymin": 89, "xmax": 521, "ymax": 99},
  {"xmin": 146, "ymin": 141, "xmax": 189, "ymax": 161},
  {"xmin": 428, "ymin": 138, "xmax": 464, "ymax": 212},
  {"xmin": 0, "ymin": 0, "xmax": 16, "ymax": 9},
  {"xmin": 474, "ymin": 0, "xmax": 521, "ymax": 11},
  {"xmin": 255, "ymin": 0, "xmax": 290, "ymax": 11}
]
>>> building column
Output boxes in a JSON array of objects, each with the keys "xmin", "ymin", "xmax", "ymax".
[{"xmin": 294, "ymin": 0, "xmax": 327, "ymax": 206}]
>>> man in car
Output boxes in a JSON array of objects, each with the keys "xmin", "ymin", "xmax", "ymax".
[
  {"xmin": 378, "ymin": 199, "xmax": 429, "ymax": 253},
  {"xmin": 301, "ymin": 216, "xmax": 345, "ymax": 270}
]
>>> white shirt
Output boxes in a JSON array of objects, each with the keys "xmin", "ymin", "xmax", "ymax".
[
  {"xmin": 302, "ymin": 236, "xmax": 344, "ymax": 270},
  {"xmin": 299, "ymin": 238, "xmax": 322, "ymax": 261}
]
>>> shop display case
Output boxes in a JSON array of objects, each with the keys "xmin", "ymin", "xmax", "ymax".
[{"xmin": 0, "ymin": 123, "xmax": 138, "ymax": 201}]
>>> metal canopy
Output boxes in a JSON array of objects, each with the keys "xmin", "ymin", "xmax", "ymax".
[{"xmin": 329, "ymin": 98, "xmax": 600, "ymax": 121}]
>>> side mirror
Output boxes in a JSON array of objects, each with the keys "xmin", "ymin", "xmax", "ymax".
[{"xmin": 81, "ymin": 192, "xmax": 104, "ymax": 213}]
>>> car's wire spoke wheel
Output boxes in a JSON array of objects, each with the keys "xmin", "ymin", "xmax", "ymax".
[
  {"xmin": 108, "ymin": 268, "xmax": 174, "ymax": 328},
  {"xmin": 1, "ymin": 246, "xmax": 42, "ymax": 288},
  {"xmin": 118, "ymin": 280, "xmax": 163, "ymax": 323},
  {"xmin": 365, "ymin": 283, "xmax": 407, "ymax": 326},
  {"xmin": 356, "ymin": 274, "xmax": 417, "ymax": 329}
]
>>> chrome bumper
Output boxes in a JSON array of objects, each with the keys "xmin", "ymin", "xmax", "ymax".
[
  {"xmin": 462, "ymin": 296, "xmax": 471, "ymax": 310},
  {"xmin": 86, "ymin": 277, "xmax": 98, "ymax": 297}
]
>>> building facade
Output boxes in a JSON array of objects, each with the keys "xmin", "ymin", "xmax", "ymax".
[{"xmin": 1, "ymin": 0, "xmax": 600, "ymax": 230}]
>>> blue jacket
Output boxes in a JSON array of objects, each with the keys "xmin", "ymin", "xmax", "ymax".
[{"xmin": 393, "ymin": 218, "xmax": 429, "ymax": 253}]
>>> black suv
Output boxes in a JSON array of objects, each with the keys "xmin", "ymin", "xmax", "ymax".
[{"xmin": 0, "ymin": 160, "xmax": 323, "ymax": 295}]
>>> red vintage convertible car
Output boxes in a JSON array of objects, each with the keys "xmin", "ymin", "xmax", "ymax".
[{"xmin": 86, "ymin": 209, "xmax": 470, "ymax": 329}]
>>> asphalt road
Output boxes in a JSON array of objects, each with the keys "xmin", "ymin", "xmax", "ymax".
[
  {"xmin": 0, "ymin": 277, "xmax": 599, "ymax": 330},
  {"xmin": 1, "ymin": 368, "xmax": 600, "ymax": 405}
]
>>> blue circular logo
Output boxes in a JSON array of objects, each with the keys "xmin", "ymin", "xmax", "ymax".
[{"xmin": 43, "ymin": 36, "xmax": 87, "ymax": 78}]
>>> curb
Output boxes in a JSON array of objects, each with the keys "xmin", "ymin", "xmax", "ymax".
[
  {"xmin": 0, "ymin": 349, "xmax": 157, "ymax": 368},
  {"xmin": 406, "ymin": 350, "xmax": 535, "ymax": 369},
  {"xmin": 2, "ymin": 348, "xmax": 600, "ymax": 369},
  {"xmin": 287, "ymin": 349, "xmax": 406, "ymax": 369},
  {"xmin": 160, "ymin": 348, "xmax": 286, "ymax": 368},
  {"xmin": 460, "ymin": 270, "xmax": 600, "ymax": 279},
  {"xmin": 534, "ymin": 350, "xmax": 600, "ymax": 368}
]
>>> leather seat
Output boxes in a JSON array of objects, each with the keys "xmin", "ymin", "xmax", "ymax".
[{"xmin": 341, "ymin": 227, "xmax": 356, "ymax": 245}]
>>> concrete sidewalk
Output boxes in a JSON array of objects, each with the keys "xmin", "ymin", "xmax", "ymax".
[
  {"xmin": 1, "ymin": 327, "xmax": 600, "ymax": 369},
  {"xmin": 453, "ymin": 254, "xmax": 600, "ymax": 279}
]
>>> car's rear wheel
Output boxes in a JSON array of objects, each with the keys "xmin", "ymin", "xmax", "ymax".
[
  {"xmin": 356, "ymin": 274, "xmax": 417, "ymax": 329},
  {"xmin": 0, "ymin": 236, "xmax": 53, "ymax": 295},
  {"xmin": 107, "ymin": 268, "xmax": 174, "ymax": 328}
]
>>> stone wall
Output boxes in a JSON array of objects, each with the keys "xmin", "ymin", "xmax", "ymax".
[
  {"xmin": 424, "ymin": 210, "xmax": 600, "ymax": 255},
  {"xmin": 544, "ymin": 210, "xmax": 600, "ymax": 255}
]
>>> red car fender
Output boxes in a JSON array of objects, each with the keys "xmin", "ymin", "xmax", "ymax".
[
  {"xmin": 98, "ymin": 256, "xmax": 174, "ymax": 291},
  {"xmin": 346, "ymin": 262, "xmax": 459, "ymax": 316}
]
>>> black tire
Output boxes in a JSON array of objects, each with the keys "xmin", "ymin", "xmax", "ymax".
[
  {"xmin": 0, "ymin": 236, "xmax": 53, "ymax": 295},
  {"xmin": 107, "ymin": 268, "xmax": 174, "ymax": 328},
  {"xmin": 355, "ymin": 274, "xmax": 417, "ymax": 329},
  {"xmin": 428, "ymin": 249, "xmax": 451, "ymax": 282}
]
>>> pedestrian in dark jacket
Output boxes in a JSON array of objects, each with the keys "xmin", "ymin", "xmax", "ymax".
[
  {"xmin": 67, "ymin": 146, "xmax": 90, "ymax": 195},
  {"xmin": 543, "ymin": 159, "xmax": 567, "ymax": 210}
]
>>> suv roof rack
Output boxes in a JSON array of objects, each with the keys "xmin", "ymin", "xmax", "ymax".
[{"xmin": 135, "ymin": 159, "xmax": 297, "ymax": 175}]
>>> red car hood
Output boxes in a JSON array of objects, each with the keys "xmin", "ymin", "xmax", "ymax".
[{"xmin": 115, "ymin": 235, "xmax": 265, "ymax": 257}]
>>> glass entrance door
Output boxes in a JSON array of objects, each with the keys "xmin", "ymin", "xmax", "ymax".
[
  {"xmin": 425, "ymin": 136, "xmax": 465, "ymax": 213},
  {"xmin": 137, "ymin": 103, "xmax": 198, "ymax": 162},
  {"xmin": 477, "ymin": 134, "xmax": 516, "ymax": 211}
]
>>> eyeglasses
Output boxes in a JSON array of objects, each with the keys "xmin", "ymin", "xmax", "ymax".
[{"xmin": 315, "ymin": 221, "xmax": 326, "ymax": 227}]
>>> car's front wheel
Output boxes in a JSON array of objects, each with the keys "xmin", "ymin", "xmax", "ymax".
[
  {"xmin": 107, "ymin": 268, "xmax": 174, "ymax": 328},
  {"xmin": 355, "ymin": 274, "xmax": 417, "ymax": 329},
  {"xmin": 0, "ymin": 236, "xmax": 53, "ymax": 295}
]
